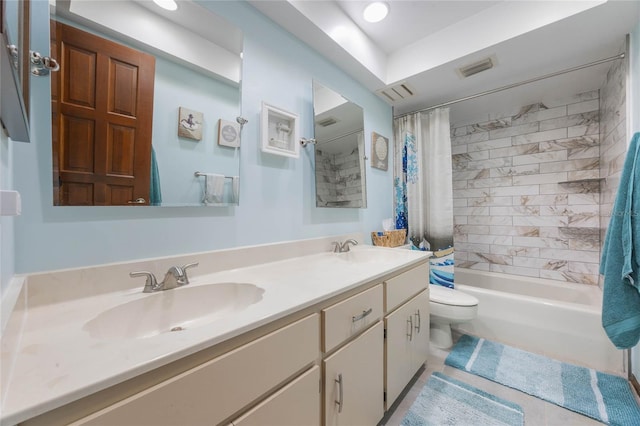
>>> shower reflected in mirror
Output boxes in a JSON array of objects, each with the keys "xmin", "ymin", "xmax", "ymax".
[{"xmin": 312, "ymin": 81, "xmax": 367, "ymax": 208}]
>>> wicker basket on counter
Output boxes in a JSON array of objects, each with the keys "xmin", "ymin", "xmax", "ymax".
[{"xmin": 370, "ymin": 229, "xmax": 407, "ymax": 248}]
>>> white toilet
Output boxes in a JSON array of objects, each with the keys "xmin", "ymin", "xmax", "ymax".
[{"xmin": 429, "ymin": 284, "xmax": 478, "ymax": 349}]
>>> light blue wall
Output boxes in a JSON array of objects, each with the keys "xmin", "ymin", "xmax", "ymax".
[
  {"xmin": 8, "ymin": 0, "xmax": 393, "ymax": 278},
  {"xmin": 152, "ymin": 58, "xmax": 240, "ymax": 206},
  {"xmin": 631, "ymin": 18, "xmax": 640, "ymax": 383}
]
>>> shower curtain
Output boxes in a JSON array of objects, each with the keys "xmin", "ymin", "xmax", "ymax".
[
  {"xmin": 393, "ymin": 108, "xmax": 454, "ymax": 250},
  {"xmin": 394, "ymin": 108, "xmax": 454, "ymax": 285}
]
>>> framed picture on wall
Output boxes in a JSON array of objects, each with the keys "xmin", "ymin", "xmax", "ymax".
[
  {"xmin": 218, "ymin": 119, "xmax": 240, "ymax": 148},
  {"xmin": 371, "ymin": 132, "xmax": 389, "ymax": 171},
  {"xmin": 178, "ymin": 107, "xmax": 203, "ymax": 141}
]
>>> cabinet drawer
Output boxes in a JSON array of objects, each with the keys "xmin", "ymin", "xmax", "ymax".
[
  {"xmin": 322, "ymin": 284, "xmax": 383, "ymax": 353},
  {"xmin": 74, "ymin": 314, "xmax": 320, "ymax": 426},
  {"xmin": 385, "ymin": 263, "xmax": 428, "ymax": 312},
  {"xmin": 232, "ymin": 366, "xmax": 320, "ymax": 426}
]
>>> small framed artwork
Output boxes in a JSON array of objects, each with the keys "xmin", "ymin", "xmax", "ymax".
[
  {"xmin": 178, "ymin": 107, "xmax": 203, "ymax": 141},
  {"xmin": 371, "ymin": 132, "xmax": 389, "ymax": 170},
  {"xmin": 218, "ymin": 119, "xmax": 240, "ymax": 148},
  {"xmin": 261, "ymin": 102, "xmax": 299, "ymax": 158}
]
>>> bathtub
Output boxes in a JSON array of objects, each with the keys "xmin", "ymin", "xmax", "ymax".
[{"xmin": 452, "ymin": 268, "xmax": 624, "ymax": 375}]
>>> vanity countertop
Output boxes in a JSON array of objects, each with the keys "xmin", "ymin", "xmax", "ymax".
[{"xmin": 0, "ymin": 243, "xmax": 428, "ymax": 425}]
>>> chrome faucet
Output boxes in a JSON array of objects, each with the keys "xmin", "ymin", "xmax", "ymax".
[
  {"xmin": 332, "ymin": 239, "xmax": 359, "ymax": 253},
  {"xmin": 130, "ymin": 262, "xmax": 199, "ymax": 293}
]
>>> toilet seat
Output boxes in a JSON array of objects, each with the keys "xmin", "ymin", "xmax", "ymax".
[{"xmin": 429, "ymin": 284, "xmax": 478, "ymax": 306}]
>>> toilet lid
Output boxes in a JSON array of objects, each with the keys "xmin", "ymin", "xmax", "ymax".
[{"xmin": 429, "ymin": 284, "xmax": 478, "ymax": 306}]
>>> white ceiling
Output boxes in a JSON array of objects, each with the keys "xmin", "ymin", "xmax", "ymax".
[{"xmin": 249, "ymin": 0, "xmax": 640, "ymax": 125}]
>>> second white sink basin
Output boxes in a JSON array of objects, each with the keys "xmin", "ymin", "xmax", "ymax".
[{"xmin": 84, "ymin": 283, "xmax": 265, "ymax": 340}]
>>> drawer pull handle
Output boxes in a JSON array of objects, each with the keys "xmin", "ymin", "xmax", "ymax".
[
  {"xmin": 415, "ymin": 309, "xmax": 421, "ymax": 333},
  {"xmin": 335, "ymin": 373, "xmax": 344, "ymax": 413},
  {"xmin": 407, "ymin": 316, "xmax": 414, "ymax": 341},
  {"xmin": 352, "ymin": 308, "xmax": 373, "ymax": 323}
]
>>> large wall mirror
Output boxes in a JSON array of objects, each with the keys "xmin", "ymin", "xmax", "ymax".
[
  {"xmin": 1, "ymin": 0, "xmax": 31, "ymax": 142},
  {"xmin": 312, "ymin": 81, "xmax": 366, "ymax": 208},
  {"xmin": 51, "ymin": 0, "xmax": 243, "ymax": 207}
]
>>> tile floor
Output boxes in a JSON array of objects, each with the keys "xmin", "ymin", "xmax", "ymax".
[{"xmin": 381, "ymin": 342, "xmax": 613, "ymax": 426}]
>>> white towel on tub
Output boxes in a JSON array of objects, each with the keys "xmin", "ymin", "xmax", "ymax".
[{"xmin": 203, "ymin": 173, "xmax": 225, "ymax": 204}]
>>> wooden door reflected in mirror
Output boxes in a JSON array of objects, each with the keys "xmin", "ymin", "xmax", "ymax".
[{"xmin": 52, "ymin": 22, "xmax": 155, "ymax": 206}]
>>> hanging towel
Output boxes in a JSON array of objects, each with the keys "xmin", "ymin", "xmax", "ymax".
[
  {"xmin": 149, "ymin": 146, "xmax": 162, "ymax": 206},
  {"xmin": 600, "ymin": 132, "xmax": 640, "ymax": 349},
  {"xmin": 203, "ymin": 173, "xmax": 225, "ymax": 204},
  {"xmin": 231, "ymin": 176, "xmax": 239, "ymax": 204}
]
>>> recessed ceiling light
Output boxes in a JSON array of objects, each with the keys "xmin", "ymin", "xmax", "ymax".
[
  {"xmin": 153, "ymin": 0, "xmax": 178, "ymax": 11},
  {"xmin": 363, "ymin": 2, "xmax": 389, "ymax": 23}
]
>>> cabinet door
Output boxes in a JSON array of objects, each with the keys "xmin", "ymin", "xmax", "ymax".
[
  {"xmin": 324, "ymin": 322, "xmax": 384, "ymax": 426},
  {"xmin": 385, "ymin": 290, "xmax": 429, "ymax": 409},
  {"xmin": 232, "ymin": 366, "xmax": 320, "ymax": 426},
  {"xmin": 410, "ymin": 290, "xmax": 430, "ymax": 373}
]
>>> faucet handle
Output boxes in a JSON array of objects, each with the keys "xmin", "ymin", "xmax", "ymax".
[
  {"xmin": 332, "ymin": 241, "xmax": 341, "ymax": 253},
  {"xmin": 130, "ymin": 271, "xmax": 159, "ymax": 293},
  {"xmin": 180, "ymin": 262, "xmax": 199, "ymax": 285}
]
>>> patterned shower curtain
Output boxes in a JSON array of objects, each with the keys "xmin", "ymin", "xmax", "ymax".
[{"xmin": 393, "ymin": 108, "xmax": 455, "ymax": 286}]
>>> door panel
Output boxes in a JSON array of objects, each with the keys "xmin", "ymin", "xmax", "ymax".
[{"xmin": 53, "ymin": 21, "xmax": 154, "ymax": 205}]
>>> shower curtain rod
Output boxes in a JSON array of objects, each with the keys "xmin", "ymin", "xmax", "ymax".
[{"xmin": 393, "ymin": 53, "xmax": 625, "ymax": 119}]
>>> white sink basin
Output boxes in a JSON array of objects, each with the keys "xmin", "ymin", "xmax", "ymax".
[
  {"xmin": 83, "ymin": 283, "xmax": 265, "ymax": 340},
  {"xmin": 335, "ymin": 247, "xmax": 393, "ymax": 264}
]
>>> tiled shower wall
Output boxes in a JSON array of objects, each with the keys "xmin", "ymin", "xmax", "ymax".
[
  {"xmin": 315, "ymin": 148, "xmax": 363, "ymax": 207},
  {"xmin": 599, "ymin": 47, "xmax": 628, "ymax": 254},
  {"xmin": 451, "ymin": 91, "xmax": 602, "ymax": 285}
]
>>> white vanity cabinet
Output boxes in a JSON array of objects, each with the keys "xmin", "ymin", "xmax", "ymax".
[
  {"xmin": 67, "ymin": 314, "xmax": 320, "ymax": 426},
  {"xmin": 12, "ymin": 251, "xmax": 431, "ymax": 426},
  {"xmin": 383, "ymin": 263, "xmax": 430, "ymax": 410}
]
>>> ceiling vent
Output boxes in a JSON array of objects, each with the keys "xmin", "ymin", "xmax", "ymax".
[
  {"xmin": 317, "ymin": 117, "xmax": 339, "ymax": 127},
  {"xmin": 457, "ymin": 56, "xmax": 495, "ymax": 78},
  {"xmin": 376, "ymin": 82, "xmax": 416, "ymax": 103}
]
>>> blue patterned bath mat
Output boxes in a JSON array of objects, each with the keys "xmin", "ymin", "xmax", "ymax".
[
  {"xmin": 401, "ymin": 372, "xmax": 524, "ymax": 425},
  {"xmin": 445, "ymin": 334, "xmax": 640, "ymax": 425}
]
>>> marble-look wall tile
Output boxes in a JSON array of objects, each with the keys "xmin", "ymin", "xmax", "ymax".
[
  {"xmin": 599, "ymin": 45, "xmax": 627, "ymax": 270},
  {"xmin": 491, "ymin": 164, "xmax": 540, "ymax": 177},
  {"xmin": 568, "ymin": 99, "xmax": 600, "ymax": 115},
  {"xmin": 467, "ymin": 215, "xmax": 513, "ymax": 226},
  {"xmin": 489, "ymin": 122, "xmax": 540, "ymax": 139},
  {"xmin": 512, "ymin": 128, "xmax": 567, "ymax": 145},
  {"xmin": 512, "ymin": 172, "xmax": 568, "ymax": 185},
  {"xmin": 451, "ymin": 91, "xmax": 606, "ymax": 286},
  {"xmin": 490, "ymin": 143, "xmax": 539, "ymax": 158},
  {"xmin": 539, "ymin": 158, "xmax": 599, "ymax": 173},
  {"xmin": 539, "ymin": 111, "xmax": 599, "ymax": 132},
  {"xmin": 511, "ymin": 105, "xmax": 567, "ymax": 125},
  {"xmin": 467, "ymin": 137, "xmax": 512, "ymax": 152},
  {"xmin": 518, "ymin": 194, "xmax": 568, "ymax": 206}
]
